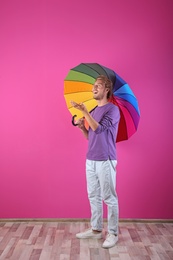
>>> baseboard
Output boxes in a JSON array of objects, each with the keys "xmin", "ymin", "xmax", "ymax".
[{"xmin": 0, "ymin": 218, "xmax": 173, "ymax": 223}]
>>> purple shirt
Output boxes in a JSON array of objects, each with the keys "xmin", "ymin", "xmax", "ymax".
[{"xmin": 86, "ymin": 102, "xmax": 120, "ymax": 161}]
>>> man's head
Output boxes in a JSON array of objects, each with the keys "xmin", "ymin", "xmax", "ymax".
[{"xmin": 92, "ymin": 75, "xmax": 113, "ymax": 100}]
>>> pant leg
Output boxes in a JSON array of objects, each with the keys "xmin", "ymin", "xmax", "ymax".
[
  {"xmin": 86, "ymin": 159, "xmax": 103, "ymax": 231},
  {"xmin": 97, "ymin": 160, "xmax": 119, "ymax": 235}
]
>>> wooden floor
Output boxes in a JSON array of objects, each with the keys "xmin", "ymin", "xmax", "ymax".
[{"xmin": 0, "ymin": 221, "xmax": 173, "ymax": 260}]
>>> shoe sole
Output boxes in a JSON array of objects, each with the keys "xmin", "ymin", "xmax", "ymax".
[
  {"xmin": 102, "ymin": 244, "xmax": 116, "ymax": 249},
  {"xmin": 76, "ymin": 235, "xmax": 103, "ymax": 239}
]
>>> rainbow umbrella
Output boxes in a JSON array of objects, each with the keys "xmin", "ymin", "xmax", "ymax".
[{"xmin": 64, "ymin": 63, "xmax": 140, "ymax": 142}]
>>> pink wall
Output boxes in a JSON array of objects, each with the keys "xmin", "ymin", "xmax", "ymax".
[{"xmin": 0, "ymin": 0, "xmax": 173, "ymax": 219}]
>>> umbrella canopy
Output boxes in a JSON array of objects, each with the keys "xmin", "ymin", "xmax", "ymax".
[{"xmin": 64, "ymin": 63, "xmax": 140, "ymax": 142}]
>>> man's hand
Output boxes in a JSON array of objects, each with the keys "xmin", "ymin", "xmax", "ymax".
[
  {"xmin": 71, "ymin": 100, "xmax": 99, "ymax": 132},
  {"xmin": 75, "ymin": 117, "xmax": 85, "ymax": 130},
  {"xmin": 70, "ymin": 101, "xmax": 88, "ymax": 115}
]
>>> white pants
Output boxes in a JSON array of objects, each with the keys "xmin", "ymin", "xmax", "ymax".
[{"xmin": 86, "ymin": 159, "xmax": 119, "ymax": 235}]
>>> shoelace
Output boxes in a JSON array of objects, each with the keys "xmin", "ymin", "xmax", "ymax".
[{"xmin": 105, "ymin": 234, "xmax": 114, "ymax": 240}]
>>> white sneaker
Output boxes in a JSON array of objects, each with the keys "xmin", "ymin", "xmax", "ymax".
[
  {"xmin": 102, "ymin": 234, "xmax": 118, "ymax": 248},
  {"xmin": 76, "ymin": 228, "xmax": 102, "ymax": 239}
]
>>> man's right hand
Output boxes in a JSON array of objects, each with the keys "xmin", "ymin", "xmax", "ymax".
[{"xmin": 75, "ymin": 117, "xmax": 85, "ymax": 130}]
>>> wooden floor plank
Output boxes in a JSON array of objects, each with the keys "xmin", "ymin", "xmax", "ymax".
[{"xmin": 0, "ymin": 221, "xmax": 172, "ymax": 260}]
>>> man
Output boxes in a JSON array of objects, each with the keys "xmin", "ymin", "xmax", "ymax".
[{"xmin": 71, "ymin": 75, "xmax": 120, "ymax": 249}]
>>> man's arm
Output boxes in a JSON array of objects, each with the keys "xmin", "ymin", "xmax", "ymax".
[
  {"xmin": 80, "ymin": 127, "xmax": 89, "ymax": 139},
  {"xmin": 75, "ymin": 117, "xmax": 89, "ymax": 139}
]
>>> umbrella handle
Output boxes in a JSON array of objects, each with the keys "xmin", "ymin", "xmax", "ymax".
[{"xmin": 72, "ymin": 115, "xmax": 78, "ymax": 126}]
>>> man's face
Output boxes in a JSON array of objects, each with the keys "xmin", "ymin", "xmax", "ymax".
[{"xmin": 92, "ymin": 79, "xmax": 107, "ymax": 100}]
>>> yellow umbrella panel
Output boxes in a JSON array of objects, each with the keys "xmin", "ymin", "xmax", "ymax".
[{"xmin": 64, "ymin": 81, "xmax": 97, "ymax": 120}]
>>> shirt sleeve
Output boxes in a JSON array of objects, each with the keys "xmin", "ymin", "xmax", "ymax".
[{"xmin": 94, "ymin": 106, "xmax": 120, "ymax": 134}]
